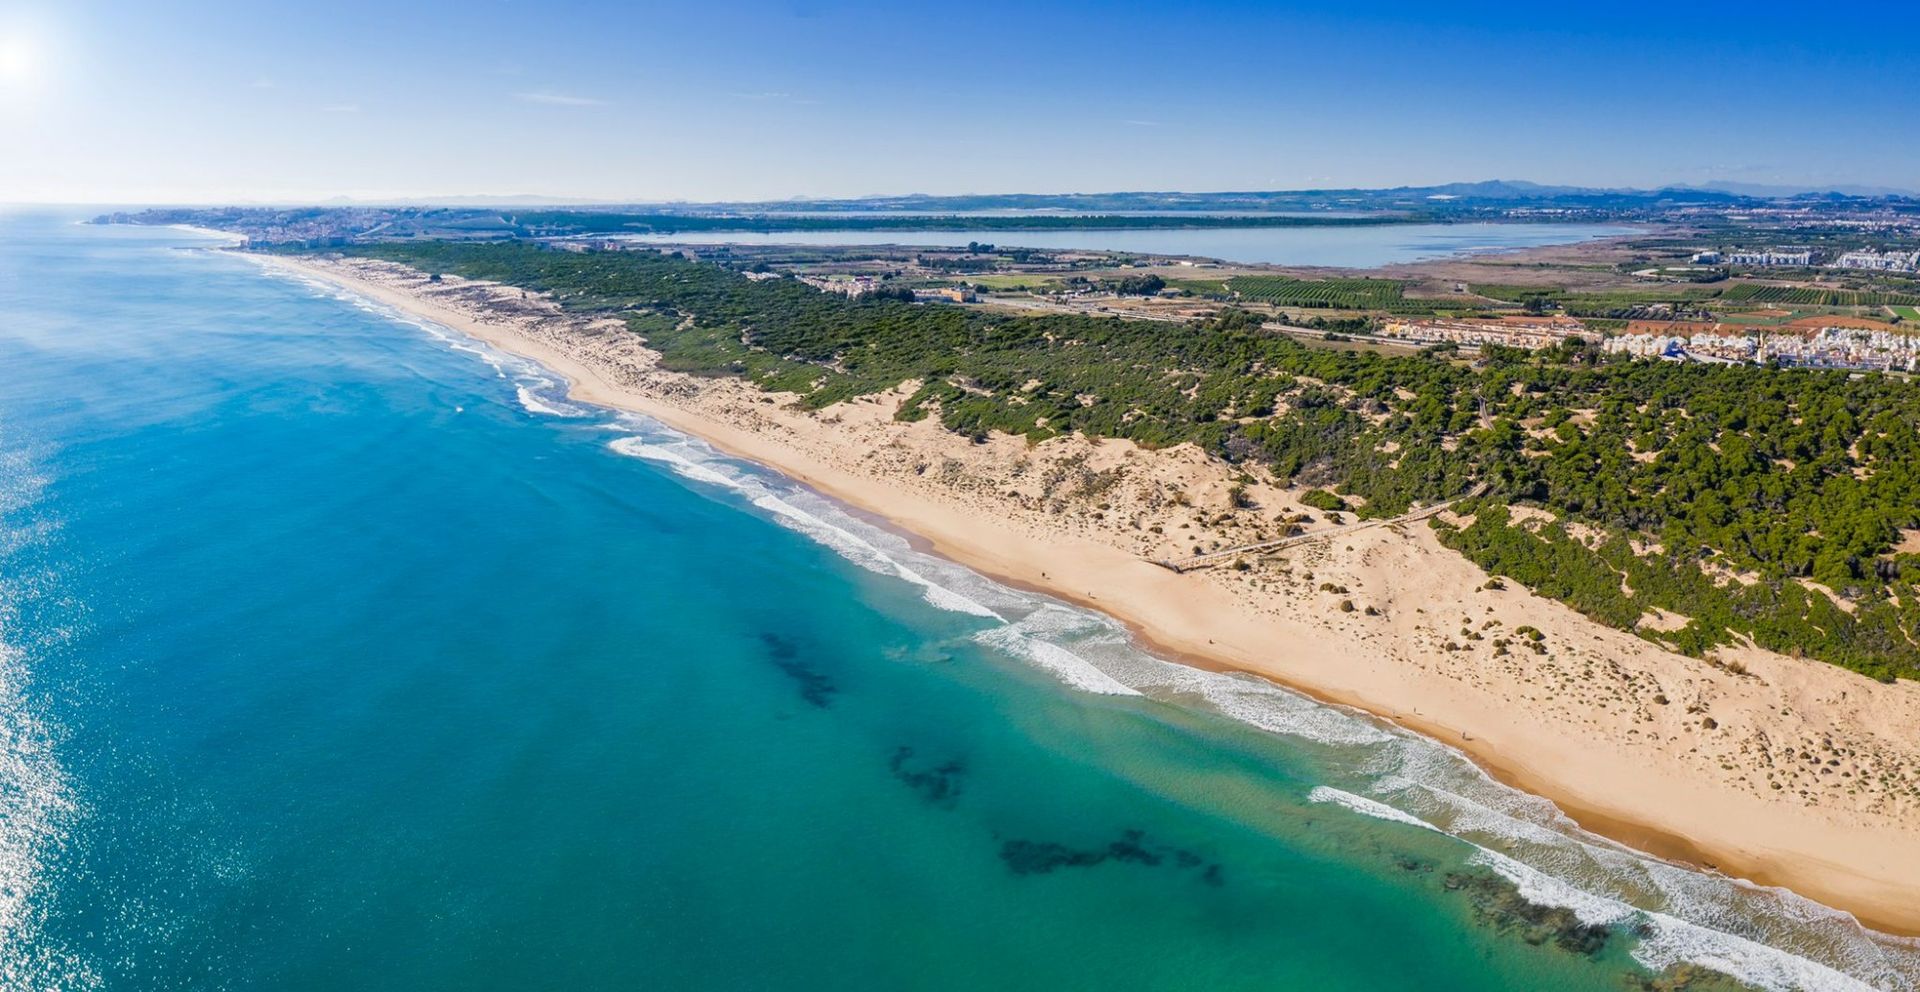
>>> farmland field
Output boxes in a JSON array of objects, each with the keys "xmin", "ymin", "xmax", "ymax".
[
  {"xmin": 1890, "ymin": 305, "xmax": 1920, "ymax": 321},
  {"xmin": 1720, "ymin": 284, "xmax": 1920, "ymax": 307},
  {"xmin": 966, "ymin": 273, "xmax": 1064, "ymax": 290},
  {"xmin": 1718, "ymin": 311, "xmax": 1798, "ymax": 326},
  {"xmin": 1228, "ymin": 275, "xmax": 1405, "ymax": 308},
  {"xmin": 1163, "ymin": 277, "xmax": 1233, "ymax": 296},
  {"xmin": 1470, "ymin": 283, "xmax": 1718, "ymax": 304}
]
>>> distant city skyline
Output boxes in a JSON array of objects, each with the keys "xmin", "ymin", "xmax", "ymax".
[{"xmin": 3, "ymin": 0, "xmax": 1916, "ymax": 204}]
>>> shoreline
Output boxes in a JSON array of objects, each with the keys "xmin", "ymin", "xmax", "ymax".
[
  {"xmin": 166, "ymin": 223, "xmax": 247, "ymax": 245},
  {"xmin": 250, "ymin": 249, "xmax": 1920, "ymax": 939}
]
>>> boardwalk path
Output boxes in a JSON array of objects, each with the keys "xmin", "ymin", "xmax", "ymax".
[{"xmin": 1155, "ymin": 483, "xmax": 1489, "ymax": 573}]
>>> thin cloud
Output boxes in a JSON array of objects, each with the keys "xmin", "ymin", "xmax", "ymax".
[
  {"xmin": 732, "ymin": 91, "xmax": 820, "ymax": 105},
  {"xmin": 1123, "ymin": 119, "xmax": 1162, "ymax": 127},
  {"xmin": 250, "ymin": 77, "xmax": 276, "ymax": 90},
  {"xmin": 320, "ymin": 103, "xmax": 360, "ymax": 113},
  {"xmin": 515, "ymin": 89, "xmax": 608, "ymax": 107}
]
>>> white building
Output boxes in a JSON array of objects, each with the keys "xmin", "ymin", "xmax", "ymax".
[
  {"xmin": 1727, "ymin": 248, "xmax": 1814, "ymax": 267},
  {"xmin": 1604, "ymin": 326, "xmax": 1920, "ymax": 372},
  {"xmin": 798, "ymin": 275, "xmax": 880, "ymax": 297},
  {"xmin": 1832, "ymin": 250, "xmax": 1920, "ymax": 273}
]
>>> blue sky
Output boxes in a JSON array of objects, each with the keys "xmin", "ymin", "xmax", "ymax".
[{"xmin": 3, "ymin": 0, "xmax": 1916, "ymax": 202}]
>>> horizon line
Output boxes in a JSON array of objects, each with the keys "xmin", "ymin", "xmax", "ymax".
[{"xmin": 16, "ymin": 178, "xmax": 1920, "ymax": 210}]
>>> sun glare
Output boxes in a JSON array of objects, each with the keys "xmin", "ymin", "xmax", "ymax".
[{"xmin": 0, "ymin": 36, "xmax": 36, "ymax": 84}]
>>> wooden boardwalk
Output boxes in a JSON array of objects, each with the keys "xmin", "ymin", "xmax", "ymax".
[{"xmin": 1154, "ymin": 483, "xmax": 1489, "ymax": 573}]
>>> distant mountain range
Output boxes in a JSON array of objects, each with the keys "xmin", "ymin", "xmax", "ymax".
[
  {"xmin": 621, "ymin": 182, "xmax": 1919, "ymax": 218},
  {"xmin": 1370, "ymin": 179, "xmax": 1913, "ymax": 199},
  {"xmin": 1675, "ymin": 181, "xmax": 1920, "ymax": 198},
  {"xmin": 276, "ymin": 180, "xmax": 1915, "ymax": 213}
]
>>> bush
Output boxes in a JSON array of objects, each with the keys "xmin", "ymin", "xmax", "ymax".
[{"xmin": 1300, "ymin": 489, "xmax": 1349, "ymax": 512}]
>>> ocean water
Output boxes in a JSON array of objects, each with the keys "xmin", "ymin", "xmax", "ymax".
[
  {"xmin": 605, "ymin": 221, "xmax": 1640, "ymax": 266},
  {"xmin": 0, "ymin": 212, "xmax": 1916, "ymax": 991}
]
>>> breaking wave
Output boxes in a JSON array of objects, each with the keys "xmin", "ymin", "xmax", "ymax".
[
  {"xmin": 1308, "ymin": 786, "xmax": 1440, "ymax": 832},
  {"xmin": 605, "ymin": 430, "xmax": 1004, "ymax": 621}
]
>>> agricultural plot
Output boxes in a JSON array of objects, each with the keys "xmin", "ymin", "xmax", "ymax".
[
  {"xmin": 1471, "ymin": 283, "xmax": 1717, "ymax": 304},
  {"xmin": 967, "ymin": 273, "xmax": 1064, "ymax": 290},
  {"xmin": 1718, "ymin": 311, "xmax": 1798, "ymax": 326},
  {"xmin": 1163, "ymin": 277, "xmax": 1233, "ymax": 297},
  {"xmin": 1721, "ymin": 284, "xmax": 1920, "ymax": 307},
  {"xmin": 1888, "ymin": 305, "xmax": 1920, "ymax": 322},
  {"xmin": 1228, "ymin": 276, "xmax": 1405, "ymax": 309},
  {"xmin": 1469, "ymin": 283, "xmax": 1572, "ymax": 302}
]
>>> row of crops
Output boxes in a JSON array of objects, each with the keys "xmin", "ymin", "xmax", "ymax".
[
  {"xmin": 1225, "ymin": 276, "xmax": 1405, "ymax": 309},
  {"xmin": 1469, "ymin": 283, "xmax": 1718, "ymax": 304},
  {"xmin": 1476, "ymin": 281, "xmax": 1920, "ymax": 310},
  {"xmin": 1215, "ymin": 277, "xmax": 1920, "ymax": 314},
  {"xmin": 1719, "ymin": 284, "xmax": 1920, "ymax": 307}
]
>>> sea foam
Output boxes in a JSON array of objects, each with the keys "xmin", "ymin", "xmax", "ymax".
[
  {"xmin": 605, "ymin": 432, "xmax": 1005, "ymax": 621},
  {"xmin": 1308, "ymin": 786, "xmax": 1440, "ymax": 831}
]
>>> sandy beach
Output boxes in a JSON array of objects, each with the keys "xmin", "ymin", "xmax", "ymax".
[{"xmin": 256, "ymin": 250, "xmax": 1920, "ymax": 937}]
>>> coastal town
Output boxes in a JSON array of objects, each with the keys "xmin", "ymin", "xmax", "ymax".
[
  {"xmin": 1603, "ymin": 321, "xmax": 1920, "ymax": 370},
  {"xmin": 1378, "ymin": 312, "xmax": 1920, "ymax": 371}
]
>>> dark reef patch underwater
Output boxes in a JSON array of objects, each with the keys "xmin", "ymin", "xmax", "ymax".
[
  {"xmin": 760, "ymin": 631, "xmax": 839, "ymax": 708},
  {"xmin": 888, "ymin": 745, "xmax": 967, "ymax": 808},
  {"xmin": 999, "ymin": 829, "xmax": 1225, "ymax": 887}
]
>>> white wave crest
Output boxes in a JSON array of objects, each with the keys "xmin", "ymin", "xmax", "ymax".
[
  {"xmin": 1300, "ymin": 734, "xmax": 1920, "ymax": 990},
  {"xmin": 1471, "ymin": 850, "xmax": 1892, "ymax": 992},
  {"xmin": 1309, "ymin": 786, "xmax": 1440, "ymax": 832},
  {"xmin": 608, "ymin": 436, "xmax": 746, "ymax": 490},
  {"xmin": 973, "ymin": 622, "xmax": 1140, "ymax": 696},
  {"xmin": 1312, "ymin": 771, "xmax": 1910, "ymax": 992},
  {"xmin": 514, "ymin": 385, "xmax": 584, "ymax": 418},
  {"xmin": 606, "ymin": 435, "xmax": 1004, "ymax": 620},
  {"xmin": 1147, "ymin": 664, "xmax": 1398, "ymax": 748}
]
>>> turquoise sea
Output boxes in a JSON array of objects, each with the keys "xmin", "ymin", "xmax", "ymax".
[{"xmin": 1, "ymin": 213, "xmax": 1916, "ymax": 991}]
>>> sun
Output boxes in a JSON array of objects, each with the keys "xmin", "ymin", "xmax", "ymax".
[{"xmin": 0, "ymin": 37, "xmax": 36, "ymax": 84}]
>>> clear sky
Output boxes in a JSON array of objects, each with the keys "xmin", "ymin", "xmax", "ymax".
[{"xmin": 3, "ymin": 0, "xmax": 1917, "ymax": 203}]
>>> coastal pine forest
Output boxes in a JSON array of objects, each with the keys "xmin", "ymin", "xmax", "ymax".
[{"xmin": 320, "ymin": 241, "xmax": 1920, "ymax": 681}]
